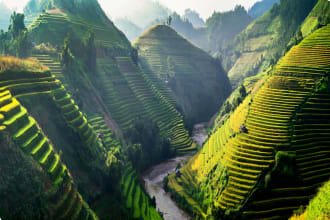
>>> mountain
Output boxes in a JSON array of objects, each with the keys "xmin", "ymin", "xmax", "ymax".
[
  {"xmin": 114, "ymin": 17, "xmax": 143, "ymax": 41},
  {"xmin": 166, "ymin": 6, "xmax": 252, "ymax": 54},
  {"xmin": 248, "ymin": 0, "xmax": 280, "ymax": 19},
  {"xmin": 221, "ymin": 0, "xmax": 319, "ymax": 88},
  {"xmin": 0, "ymin": 0, "xmax": 200, "ymax": 218},
  {"xmin": 167, "ymin": 23, "xmax": 330, "ymax": 219},
  {"xmin": 183, "ymin": 9, "xmax": 205, "ymax": 27},
  {"xmin": 0, "ymin": 2, "xmax": 11, "ymax": 31},
  {"xmin": 133, "ymin": 25, "xmax": 231, "ymax": 125},
  {"xmin": 205, "ymin": 5, "xmax": 252, "ymax": 53}
]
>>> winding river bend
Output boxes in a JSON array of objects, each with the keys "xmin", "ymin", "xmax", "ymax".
[{"xmin": 143, "ymin": 123, "xmax": 208, "ymax": 220}]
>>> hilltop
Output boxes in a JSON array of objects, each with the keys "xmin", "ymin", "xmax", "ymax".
[
  {"xmin": 167, "ymin": 23, "xmax": 330, "ymax": 219},
  {"xmin": 134, "ymin": 24, "xmax": 231, "ymax": 125}
]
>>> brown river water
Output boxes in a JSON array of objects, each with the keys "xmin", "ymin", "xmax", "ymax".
[{"xmin": 143, "ymin": 123, "xmax": 208, "ymax": 220}]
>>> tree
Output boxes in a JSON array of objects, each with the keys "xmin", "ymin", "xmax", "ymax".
[
  {"xmin": 60, "ymin": 35, "xmax": 74, "ymax": 74},
  {"xmin": 238, "ymin": 84, "xmax": 247, "ymax": 98},
  {"xmin": 15, "ymin": 30, "xmax": 31, "ymax": 58},
  {"xmin": 83, "ymin": 30, "xmax": 96, "ymax": 73},
  {"xmin": 167, "ymin": 15, "xmax": 172, "ymax": 26},
  {"xmin": 8, "ymin": 12, "xmax": 26, "ymax": 39}
]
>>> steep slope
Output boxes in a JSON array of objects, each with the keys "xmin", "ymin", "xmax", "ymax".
[
  {"xmin": 248, "ymin": 0, "xmax": 280, "ymax": 19},
  {"xmin": 134, "ymin": 25, "xmax": 231, "ymax": 124},
  {"xmin": 27, "ymin": 0, "xmax": 192, "ymax": 152},
  {"xmin": 222, "ymin": 0, "xmax": 319, "ymax": 88},
  {"xmin": 299, "ymin": 0, "xmax": 330, "ymax": 38},
  {"xmin": 290, "ymin": 180, "xmax": 330, "ymax": 220},
  {"xmin": 168, "ymin": 24, "xmax": 330, "ymax": 219},
  {"xmin": 0, "ymin": 55, "xmax": 162, "ymax": 219},
  {"xmin": 0, "ymin": 56, "xmax": 98, "ymax": 219}
]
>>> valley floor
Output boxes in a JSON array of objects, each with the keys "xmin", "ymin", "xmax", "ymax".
[{"xmin": 143, "ymin": 123, "xmax": 208, "ymax": 220}]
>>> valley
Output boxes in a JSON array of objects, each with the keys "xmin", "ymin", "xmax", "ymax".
[
  {"xmin": 0, "ymin": 0, "xmax": 329, "ymax": 219},
  {"xmin": 143, "ymin": 123, "xmax": 207, "ymax": 220}
]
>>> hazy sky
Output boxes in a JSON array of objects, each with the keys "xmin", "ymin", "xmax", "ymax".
[{"xmin": 0, "ymin": 0, "xmax": 260, "ymax": 19}]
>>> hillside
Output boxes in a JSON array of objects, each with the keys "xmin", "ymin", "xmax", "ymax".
[
  {"xmin": 0, "ymin": 54, "xmax": 163, "ymax": 219},
  {"xmin": 26, "ymin": 0, "xmax": 193, "ymax": 153},
  {"xmin": 167, "ymin": 24, "xmax": 330, "ymax": 219},
  {"xmin": 134, "ymin": 24, "xmax": 231, "ymax": 125},
  {"xmin": 290, "ymin": 180, "xmax": 330, "ymax": 220},
  {"xmin": 222, "ymin": 0, "xmax": 319, "ymax": 88},
  {"xmin": 299, "ymin": 0, "xmax": 330, "ymax": 38},
  {"xmin": 248, "ymin": 0, "xmax": 280, "ymax": 19},
  {"xmin": 0, "ymin": 56, "xmax": 100, "ymax": 219}
]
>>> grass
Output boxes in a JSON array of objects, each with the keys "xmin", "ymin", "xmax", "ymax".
[{"xmin": 0, "ymin": 56, "xmax": 49, "ymax": 73}]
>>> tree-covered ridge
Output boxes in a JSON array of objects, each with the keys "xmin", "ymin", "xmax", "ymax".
[
  {"xmin": 134, "ymin": 24, "xmax": 231, "ymax": 126},
  {"xmin": 167, "ymin": 23, "xmax": 330, "ymax": 219}
]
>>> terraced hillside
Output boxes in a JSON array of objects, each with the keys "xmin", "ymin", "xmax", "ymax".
[
  {"xmin": 168, "ymin": 24, "xmax": 330, "ymax": 219},
  {"xmin": 28, "ymin": 11, "xmax": 193, "ymax": 153},
  {"xmin": 0, "ymin": 57, "xmax": 99, "ymax": 219},
  {"xmin": 0, "ymin": 91, "xmax": 98, "ymax": 219},
  {"xmin": 28, "ymin": 12, "xmax": 130, "ymax": 51},
  {"xmin": 31, "ymin": 53, "xmax": 66, "ymax": 85},
  {"xmin": 222, "ymin": 0, "xmax": 321, "ymax": 88},
  {"xmin": 119, "ymin": 165, "xmax": 163, "ymax": 220},
  {"xmin": 95, "ymin": 56, "xmax": 193, "ymax": 153},
  {"xmin": 134, "ymin": 25, "xmax": 231, "ymax": 123},
  {"xmin": 88, "ymin": 116, "xmax": 120, "ymax": 150},
  {"xmin": 299, "ymin": 0, "xmax": 330, "ymax": 38},
  {"xmin": 290, "ymin": 179, "xmax": 330, "ymax": 220}
]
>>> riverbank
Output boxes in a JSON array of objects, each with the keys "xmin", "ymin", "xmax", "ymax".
[
  {"xmin": 142, "ymin": 123, "xmax": 208, "ymax": 220},
  {"xmin": 143, "ymin": 155, "xmax": 192, "ymax": 220}
]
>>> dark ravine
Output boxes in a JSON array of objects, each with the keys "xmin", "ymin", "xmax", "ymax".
[{"xmin": 142, "ymin": 123, "xmax": 208, "ymax": 220}]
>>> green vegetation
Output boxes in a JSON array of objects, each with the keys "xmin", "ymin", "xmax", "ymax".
[
  {"xmin": 221, "ymin": 0, "xmax": 319, "ymax": 88},
  {"xmin": 0, "ymin": 90, "xmax": 96, "ymax": 219},
  {"xmin": 168, "ymin": 23, "xmax": 330, "ymax": 219},
  {"xmin": 134, "ymin": 24, "xmax": 231, "ymax": 124},
  {"xmin": 248, "ymin": 0, "xmax": 280, "ymax": 19},
  {"xmin": 119, "ymin": 165, "xmax": 163, "ymax": 220},
  {"xmin": 0, "ymin": 12, "xmax": 32, "ymax": 58},
  {"xmin": 124, "ymin": 118, "xmax": 172, "ymax": 171},
  {"xmin": 28, "ymin": 7, "xmax": 193, "ymax": 153}
]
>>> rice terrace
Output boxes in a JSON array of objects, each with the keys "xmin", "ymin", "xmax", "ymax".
[{"xmin": 0, "ymin": 0, "xmax": 329, "ymax": 219}]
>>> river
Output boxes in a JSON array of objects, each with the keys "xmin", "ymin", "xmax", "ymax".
[{"xmin": 143, "ymin": 123, "xmax": 208, "ymax": 220}]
